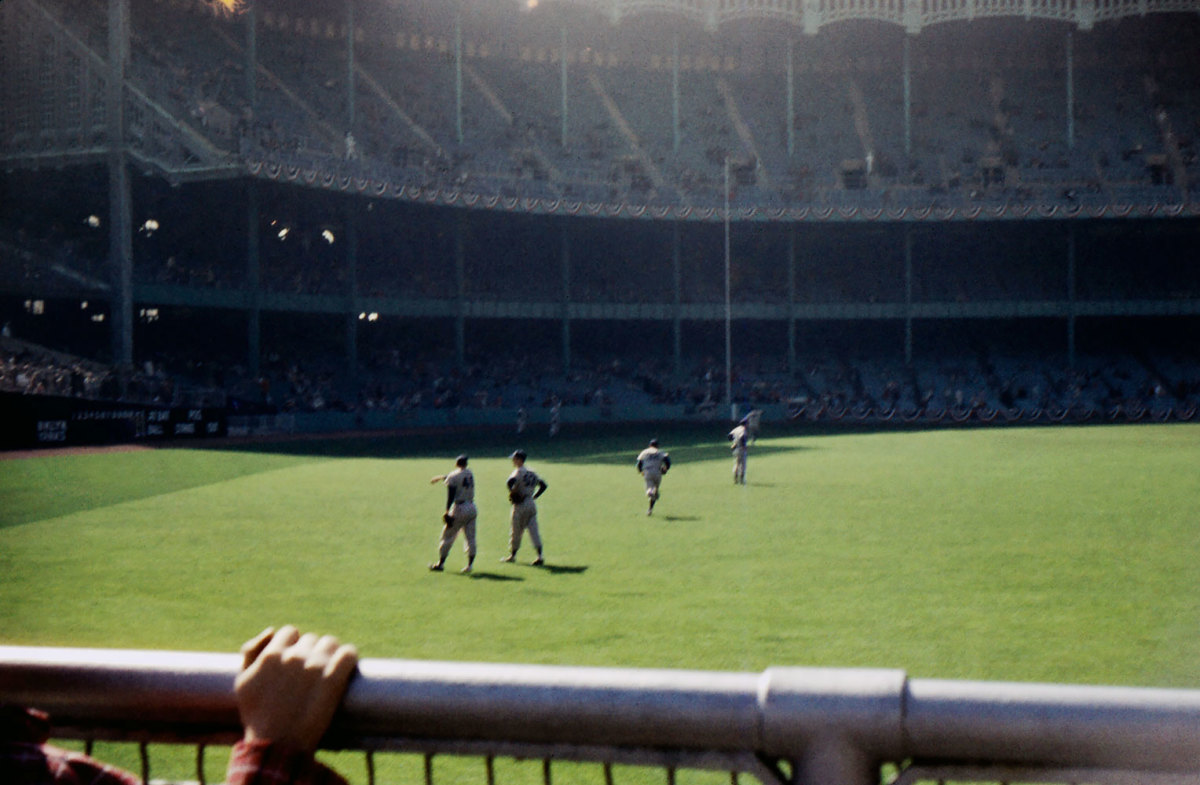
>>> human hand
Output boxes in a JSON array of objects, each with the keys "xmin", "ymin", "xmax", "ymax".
[
  {"xmin": 430, "ymin": 475, "xmax": 446, "ymax": 484},
  {"xmin": 234, "ymin": 626, "xmax": 359, "ymax": 752}
]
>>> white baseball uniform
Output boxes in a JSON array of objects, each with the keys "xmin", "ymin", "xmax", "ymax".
[
  {"xmin": 636, "ymin": 446, "xmax": 669, "ymax": 500},
  {"xmin": 507, "ymin": 465, "xmax": 544, "ymax": 555},
  {"xmin": 729, "ymin": 424, "xmax": 749, "ymax": 484},
  {"xmin": 438, "ymin": 467, "xmax": 477, "ymax": 562}
]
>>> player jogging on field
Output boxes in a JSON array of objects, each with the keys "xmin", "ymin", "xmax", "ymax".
[
  {"xmin": 428, "ymin": 454, "xmax": 477, "ymax": 573},
  {"xmin": 729, "ymin": 417, "xmax": 750, "ymax": 485},
  {"xmin": 746, "ymin": 408, "xmax": 763, "ymax": 444},
  {"xmin": 501, "ymin": 449, "xmax": 547, "ymax": 566},
  {"xmin": 636, "ymin": 438, "xmax": 671, "ymax": 516}
]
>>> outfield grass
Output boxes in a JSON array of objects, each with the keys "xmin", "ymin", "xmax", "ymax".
[{"xmin": 3, "ymin": 423, "xmax": 1199, "ymax": 782}]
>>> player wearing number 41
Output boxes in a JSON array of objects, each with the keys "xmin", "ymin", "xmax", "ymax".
[
  {"xmin": 428, "ymin": 455, "xmax": 477, "ymax": 573},
  {"xmin": 501, "ymin": 449, "xmax": 547, "ymax": 566},
  {"xmin": 636, "ymin": 439, "xmax": 671, "ymax": 516}
]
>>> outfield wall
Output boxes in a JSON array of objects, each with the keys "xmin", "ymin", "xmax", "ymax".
[
  {"xmin": 6, "ymin": 392, "xmax": 1195, "ymax": 451},
  {"xmin": 0, "ymin": 391, "xmax": 227, "ymax": 450},
  {"xmin": 227, "ymin": 402, "xmax": 774, "ymax": 437},
  {"xmin": 230, "ymin": 397, "xmax": 1197, "ymax": 440}
]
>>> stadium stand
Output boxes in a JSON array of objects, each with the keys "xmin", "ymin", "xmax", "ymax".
[
  {"xmin": 3, "ymin": 6, "xmax": 1200, "ymax": 784},
  {"xmin": 1, "ymin": 0, "xmax": 1198, "ymax": 437}
]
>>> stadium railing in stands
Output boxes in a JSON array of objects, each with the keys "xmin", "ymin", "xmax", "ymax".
[{"xmin": 3, "ymin": 646, "xmax": 1200, "ymax": 785}]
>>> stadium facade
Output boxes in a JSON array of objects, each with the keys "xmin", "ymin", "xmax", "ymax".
[{"xmin": 1, "ymin": 0, "xmax": 1197, "ymax": 412}]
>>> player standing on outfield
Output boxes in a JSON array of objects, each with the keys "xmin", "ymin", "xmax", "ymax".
[
  {"xmin": 636, "ymin": 438, "xmax": 671, "ymax": 516},
  {"xmin": 729, "ymin": 418, "xmax": 750, "ymax": 485},
  {"xmin": 428, "ymin": 455, "xmax": 477, "ymax": 573},
  {"xmin": 501, "ymin": 449, "xmax": 547, "ymax": 566}
]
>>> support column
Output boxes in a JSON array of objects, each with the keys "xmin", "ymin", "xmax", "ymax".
[
  {"xmin": 345, "ymin": 202, "xmax": 359, "ymax": 381},
  {"xmin": 672, "ymin": 223, "xmax": 682, "ymax": 376},
  {"xmin": 903, "ymin": 35, "xmax": 912, "ymax": 158},
  {"xmin": 1067, "ymin": 224, "xmax": 1077, "ymax": 370},
  {"xmin": 107, "ymin": 0, "xmax": 133, "ymax": 371},
  {"xmin": 561, "ymin": 223, "xmax": 571, "ymax": 374},
  {"xmin": 723, "ymin": 158, "xmax": 732, "ymax": 410},
  {"xmin": 246, "ymin": 181, "xmax": 261, "ymax": 377},
  {"xmin": 454, "ymin": 214, "xmax": 466, "ymax": 367},
  {"xmin": 560, "ymin": 25, "xmax": 569, "ymax": 149},
  {"xmin": 904, "ymin": 227, "xmax": 913, "ymax": 366},
  {"xmin": 1065, "ymin": 31, "xmax": 1075, "ymax": 151},
  {"xmin": 787, "ymin": 226, "xmax": 797, "ymax": 373},
  {"xmin": 346, "ymin": 0, "xmax": 356, "ymax": 129},
  {"xmin": 786, "ymin": 38, "xmax": 795, "ymax": 158},
  {"xmin": 454, "ymin": 12, "xmax": 464, "ymax": 145},
  {"xmin": 672, "ymin": 34, "xmax": 681, "ymax": 154},
  {"xmin": 793, "ymin": 740, "xmax": 877, "ymax": 785},
  {"xmin": 244, "ymin": 0, "xmax": 257, "ymax": 110},
  {"xmin": 345, "ymin": 313, "xmax": 358, "ymax": 390}
]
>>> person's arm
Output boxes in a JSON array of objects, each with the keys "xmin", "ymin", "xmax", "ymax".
[
  {"xmin": 662, "ymin": 455, "xmax": 671, "ymax": 473},
  {"xmin": 637, "ymin": 459, "xmax": 644, "ymax": 473},
  {"xmin": 446, "ymin": 486, "xmax": 456, "ymax": 511},
  {"xmin": 228, "ymin": 626, "xmax": 359, "ymax": 785},
  {"xmin": 533, "ymin": 479, "xmax": 548, "ymax": 499},
  {"xmin": 1, "ymin": 706, "xmax": 141, "ymax": 785}
]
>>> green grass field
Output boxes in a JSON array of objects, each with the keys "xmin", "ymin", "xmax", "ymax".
[{"xmin": 3, "ymin": 422, "xmax": 1200, "ymax": 782}]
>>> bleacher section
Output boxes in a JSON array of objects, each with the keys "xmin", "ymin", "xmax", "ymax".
[{"xmin": 17, "ymin": 0, "xmax": 1192, "ymax": 213}]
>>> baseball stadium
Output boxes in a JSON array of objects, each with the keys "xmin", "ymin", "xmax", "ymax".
[{"xmin": 2, "ymin": 0, "xmax": 1200, "ymax": 783}]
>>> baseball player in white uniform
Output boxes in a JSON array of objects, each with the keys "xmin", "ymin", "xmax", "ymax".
[
  {"xmin": 636, "ymin": 438, "xmax": 671, "ymax": 516},
  {"xmin": 729, "ymin": 418, "xmax": 749, "ymax": 485},
  {"xmin": 501, "ymin": 449, "xmax": 547, "ymax": 566},
  {"xmin": 428, "ymin": 454, "xmax": 477, "ymax": 573},
  {"xmin": 746, "ymin": 408, "xmax": 763, "ymax": 444}
]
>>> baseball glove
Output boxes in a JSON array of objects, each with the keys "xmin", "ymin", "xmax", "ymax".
[
  {"xmin": 443, "ymin": 512, "xmax": 454, "ymax": 526},
  {"xmin": 508, "ymin": 490, "xmax": 526, "ymax": 505}
]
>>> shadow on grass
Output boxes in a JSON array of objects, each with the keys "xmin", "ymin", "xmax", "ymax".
[
  {"xmin": 177, "ymin": 422, "xmax": 819, "ymax": 465},
  {"xmin": 537, "ymin": 564, "xmax": 589, "ymax": 576},
  {"xmin": 1, "ymin": 424, "xmax": 816, "ymax": 529},
  {"xmin": 465, "ymin": 571, "xmax": 524, "ymax": 582},
  {"xmin": 661, "ymin": 515, "xmax": 701, "ymax": 522}
]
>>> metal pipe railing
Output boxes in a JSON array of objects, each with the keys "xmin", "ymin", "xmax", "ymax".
[{"xmin": 3, "ymin": 646, "xmax": 1200, "ymax": 784}]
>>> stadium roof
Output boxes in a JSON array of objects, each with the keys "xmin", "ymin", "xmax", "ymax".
[{"xmin": 520, "ymin": 0, "xmax": 1200, "ymax": 33}]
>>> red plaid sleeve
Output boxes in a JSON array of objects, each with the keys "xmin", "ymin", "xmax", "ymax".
[
  {"xmin": 226, "ymin": 740, "xmax": 349, "ymax": 785},
  {"xmin": 0, "ymin": 742, "xmax": 142, "ymax": 785},
  {"xmin": 2, "ymin": 707, "xmax": 141, "ymax": 785}
]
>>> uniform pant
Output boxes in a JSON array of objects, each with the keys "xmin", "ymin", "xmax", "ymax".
[
  {"xmin": 438, "ymin": 502, "xmax": 477, "ymax": 562},
  {"xmin": 733, "ymin": 450, "xmax": 747, "ymax": 484},
  {"xmin": 643, "ymin": 472, "xmax": 662, "ymax": 500},
  {"xmin": 509, "ymin": 500, "xmax": 542, "ymax": 554}
]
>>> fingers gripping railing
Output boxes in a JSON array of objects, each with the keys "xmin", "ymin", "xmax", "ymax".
[{"xmin": 3, "ymin": 647, "xmax": 1200, "ymax": 785}]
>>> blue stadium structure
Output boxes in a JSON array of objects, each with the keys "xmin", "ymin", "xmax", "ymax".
[{"xmin": 1, "ymin": 0, "xmax": 1198, "ymax": 433}]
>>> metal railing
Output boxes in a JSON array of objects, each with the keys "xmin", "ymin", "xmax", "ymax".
[{"xmin": 3, "ymin": 645, "xmax": 1200, "ymax": 785}]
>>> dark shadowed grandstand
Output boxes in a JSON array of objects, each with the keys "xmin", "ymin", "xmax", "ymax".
[{"xmin": 2, "ymin": 0, "xmax": 1198, "ymax": 445}]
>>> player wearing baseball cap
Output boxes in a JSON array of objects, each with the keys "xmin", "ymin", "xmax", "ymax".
[
  {"xmin": 428, "ymin": 454, "xmax": 477, "ymax": 573},
  {"xmin": 636, "ymin": 438, "xmax": 671, "ymax": 516},
  {"xmin": 500, "ymin": 449, "xmax": 548, "ymax": 566}
]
